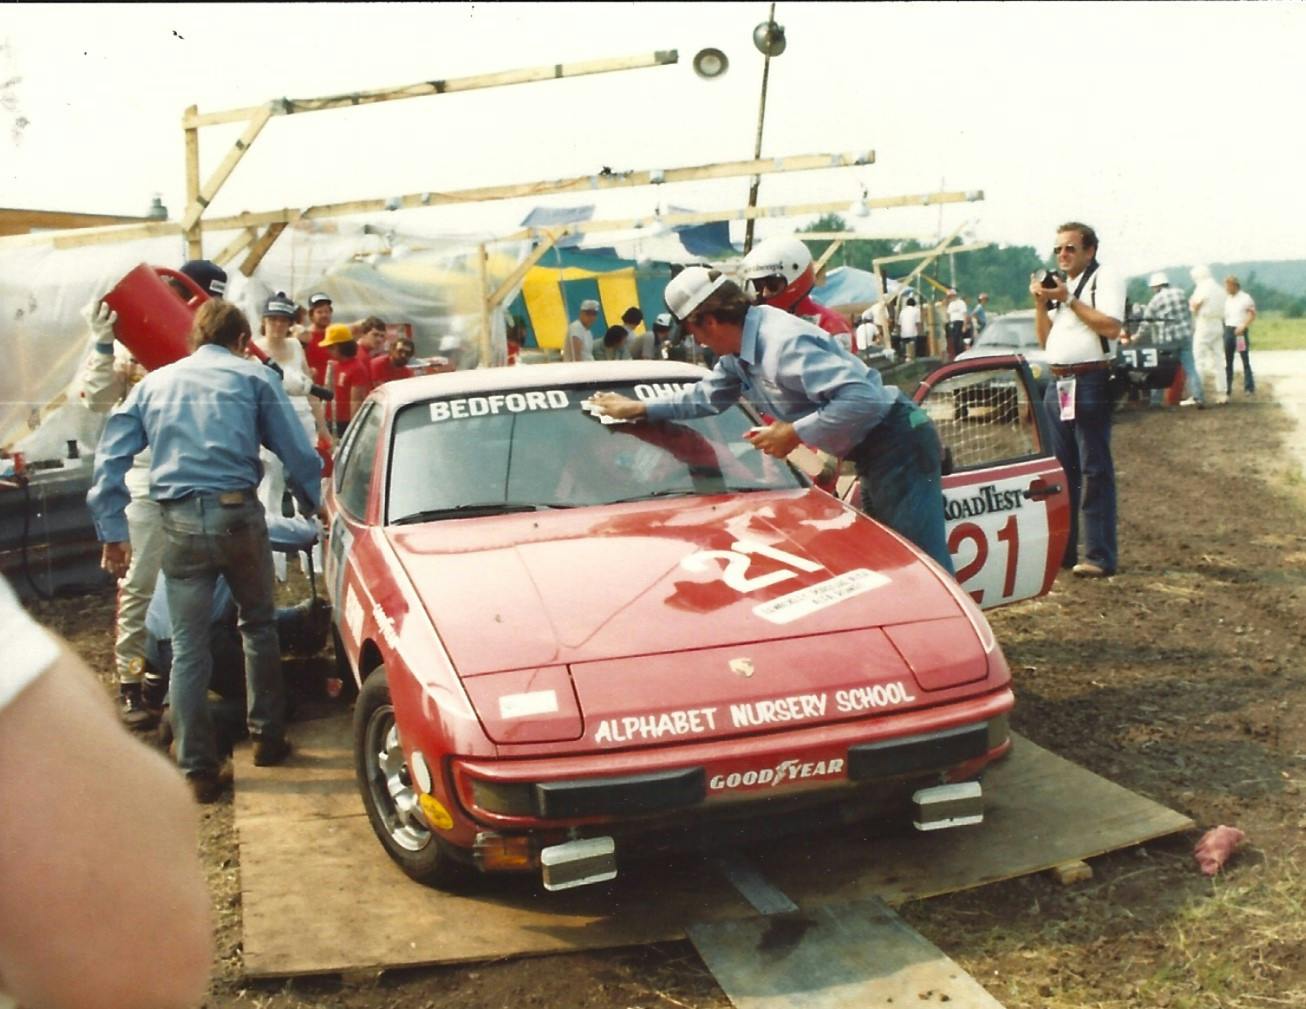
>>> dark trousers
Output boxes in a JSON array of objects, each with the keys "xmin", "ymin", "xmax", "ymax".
[
  {"xmin": 1222, "ymin": 326, "xmax": 1254, "ymax": 394},
  {"xmin": 1043, "ymin": 371, "xmax": 1117, "ymax": 573},
  {"xmin": 850, "ymin": 400, "xmax": 955, "ymax": 576},
  {"xmin": 946, "ymin": 321, "xmax": 965, "ymax": 360}
]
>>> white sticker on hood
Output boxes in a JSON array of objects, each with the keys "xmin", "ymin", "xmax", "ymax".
[
  {"xmin": 498, "ymin": 690, "xmax": 559, "ymax": 720},
  {"xmin": 753, "ymin": 568, "xmax": 890, "ymax": 624}
]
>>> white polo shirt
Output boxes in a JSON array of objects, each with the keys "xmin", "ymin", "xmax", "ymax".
[
  {"xmin": 946, "ymin": 299, "xmax": 968, "ymax": 324},
  {"xmin": 1223, "ymin": 290, "xmax": 1255, "ymax": 329},
  {"xmin": 898, "ymin": 304, "xmax": 921, "ymax": 338},
  {"xmin": 1046, "ymin": 264, "xmax": 1126, "ymax": 365}
]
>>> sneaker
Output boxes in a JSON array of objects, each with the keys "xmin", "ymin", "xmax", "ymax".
[
  {"xmin": 186, "ymin": 765, "xmax": 233, "ymax": 804},
  {"xmin": 118, "ymin": 682, "xmax": 159, "ymax": 731},
  {"xmin": 1179, "ymin": 397, "xmax": 1202, "ymax": 409},
  {"xmin": 1216, "ymin": 394, "xmax": 1230, "ymax": 405},
  {"xmin": 1072, "ymin": 562, "xmax": 1113, "ymax": 578},
  {"xmin": 252, "ymin": 735, "xmax": 293, "ymax": 767}
]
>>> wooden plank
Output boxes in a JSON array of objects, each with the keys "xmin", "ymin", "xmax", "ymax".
[
  {"xmin": 213, "ymin": 227, "xmax": 257, "ymax": 268},
  {"xmin": 180, "ymin": 106, "xmax": 273, "ymax": 232},
  {"xmin": 234, "ymin": 721, "xmax": 1191, "ymax": 979},
  {"xmin": 183, "ymin": 105, "xmax": 202, "ymax": 260},
  {"xmin": 811, "ymin": 239, "xmax": 844, "ymax": 275},
  {"xmin": 689, "ymin": 898, "xmax": 1005, "ymax": 1009},
  {"xmin": 183, "ymin": 50, "xmax": 681, "ymax": 128},
  {"xmin": 239, "ymin": 222, "xmax": 289, "ymax": 277}
]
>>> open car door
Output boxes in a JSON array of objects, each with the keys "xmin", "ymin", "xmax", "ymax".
[{"xmin": 911, "ymin": 355, "xmax": 1070, "ymax": 609}]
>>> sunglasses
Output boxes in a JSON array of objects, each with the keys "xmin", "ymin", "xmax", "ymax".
[
  {"xmin": 749, "ymin": 275, "xmax": 787, "ymax": 296},
  {"xmin": 1051, "ymin": 244, "xmax": 1080, "ymax": 256}
]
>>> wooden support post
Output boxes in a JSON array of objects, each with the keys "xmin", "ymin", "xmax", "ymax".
[
  {"xmin": 811, "ymin": 238, "xmax": 844, "ymax": 276},
  {"xmin": 214, "ymin": 228, "xmax": 258, "ymax": 268},
  {"xmin": 183, "ymin": 104, "xmax": 202, "ymax": 260},
  {"xmin": 488, "ymin": 232, "xmax": 560, "ymax": 309},
  {"xmin": 181, "ymin": 106, "xmax": 274, "ymax": 233},
  {"xmin": 477, "ymin": 243, "xmax": 492, "ymax": 368},
  {"xmin": 239, "ymin": 222, "xmax": 289, "ymax": 277}
]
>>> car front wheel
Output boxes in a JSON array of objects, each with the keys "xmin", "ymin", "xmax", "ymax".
[{"xmin": 353, "ymin": 667, "xmax": 468, "ymax": 888}]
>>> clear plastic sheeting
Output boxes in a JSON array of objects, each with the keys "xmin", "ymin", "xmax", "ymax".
[{"xmin": 0, "ymin": 217, "xmax": 531, "ymax": 459}]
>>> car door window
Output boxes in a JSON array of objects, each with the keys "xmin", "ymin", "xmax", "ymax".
[
  {"xmin": 919, "ymin": 365, "xmax": 1045, "ymax": 470},
  {"xmin": 337, "ymin": 405, "xmax": 381, "ymax": 519}
]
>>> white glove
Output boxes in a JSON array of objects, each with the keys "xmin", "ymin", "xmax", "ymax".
[{"xmin": 81, "ymin": 298, "xmax": 118, "ymax": 346}]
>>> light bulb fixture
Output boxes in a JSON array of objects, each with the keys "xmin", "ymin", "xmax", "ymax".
[
  {"xmin": 691, "ymin": 47, "xmax": 729, "ymax": 79},
  {"xmin": 752, "ymin": 20, "xmax": 786, "ymax": 57},
  {"xmin": 854, "ymin": 187, "xmax": 871, "ymax": 218}
]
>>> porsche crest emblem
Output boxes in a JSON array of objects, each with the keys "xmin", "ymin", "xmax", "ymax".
[{"xmin": 729, "ymin": 658, "xmax": 755, "ymax": 678}]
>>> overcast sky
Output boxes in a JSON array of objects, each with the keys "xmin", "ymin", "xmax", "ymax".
[{"xmin": 4, "ymin": 1, "xmax": 1303, "ymax": 276}]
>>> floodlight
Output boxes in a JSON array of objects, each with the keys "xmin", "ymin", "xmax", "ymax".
[
  {"xmin": 752, "ymin": 20, "xmax": 786, "ymax": 57},
  {"xmin": 692, "ymin": 48, "xmax": 729, "ymax": 79}
]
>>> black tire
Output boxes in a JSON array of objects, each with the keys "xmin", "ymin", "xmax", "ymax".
[{"xmin": 353, "ymin": 667, "xmax": 469, "ymax": 889}]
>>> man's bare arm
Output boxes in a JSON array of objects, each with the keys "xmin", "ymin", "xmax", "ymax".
[{"xmin": 0, "ymin": 642, "xmax": 213, "ymax": 1009}]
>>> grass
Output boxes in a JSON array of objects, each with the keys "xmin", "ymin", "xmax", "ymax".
[{"xmin": 1252, "ymin": 312, "xmax": 1306, "ymax": 351}]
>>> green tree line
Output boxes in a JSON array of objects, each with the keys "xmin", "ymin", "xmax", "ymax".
[{"xmin": 800, "ymin": 214, "xmax": 1043, "ymax": 312}]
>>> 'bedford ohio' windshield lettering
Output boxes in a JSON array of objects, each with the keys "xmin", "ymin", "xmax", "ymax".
[
  {"xmin": 429, "ymin": 389, "xmax": 569, "ymax": 422},
  {"xmin": 944, "ymin": 483, "xmax": 1025, "ymax": 522}
]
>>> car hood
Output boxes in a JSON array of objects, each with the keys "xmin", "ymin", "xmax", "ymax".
[{"xmin": 386, "ymin": 488, "xmax": 967, "ymax": 678}]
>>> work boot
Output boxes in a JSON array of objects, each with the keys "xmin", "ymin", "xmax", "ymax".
[
  {"xmin": 186, "ymin": 765, "xmax": 234, "ymax": 805},
  {"xmin": 118, "ymin": 682, "xmax": 159, "ymax": 731},
  {"xmin": 252, "ymin": 735, "xmax": 293, "ymax": 767}
]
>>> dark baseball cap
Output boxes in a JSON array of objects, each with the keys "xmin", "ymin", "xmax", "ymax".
[
  {"xmin": 262, "ymin": 292, "xmax": 297, "ymax": 318},
  {"xmin": 308, "ymin": 292, "xmax": 332, "ymax": 307},
  {"xmin": 179, "ymin": 259, "xmax": 227, "ymax": 298}
]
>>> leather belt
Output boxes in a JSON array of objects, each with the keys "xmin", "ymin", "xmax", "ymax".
[{"xmin": 1050, "ymin": 361, "xmax": 1111, "ymax": 378}]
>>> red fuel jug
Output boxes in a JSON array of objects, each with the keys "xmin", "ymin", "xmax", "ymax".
[{"xmin": 102, "ymin": 264, "xmax": 210, "ymax": 371}]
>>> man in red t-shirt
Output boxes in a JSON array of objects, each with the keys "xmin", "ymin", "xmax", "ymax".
[
  {"xmin": 369, "ymin": 335, "xmax": 416, "ymax": 387},
  {"xmin": 318, "ymin": 324, "xmax": 372, "ymax": 435},
  {"xmin": 302, "ymin": 292, "xmax": 334, "ymax": 386}
]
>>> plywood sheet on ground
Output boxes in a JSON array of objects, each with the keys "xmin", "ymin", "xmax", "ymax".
[
  {"xmin": 234, "ymin": 718, "xmax": 1192, "ymax": 978},
  {"xmin": 688, "ymin": 897, "xmax": 1005, "ymax": 1009}
]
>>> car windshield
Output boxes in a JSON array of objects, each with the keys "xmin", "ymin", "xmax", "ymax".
[
  {"xmin": 973, "ymin": 316, "xmax": 1039, "ymax": 351},
  {"xmin": 385, "ymin": 380, "xmax": 805, "ymax": 523}
]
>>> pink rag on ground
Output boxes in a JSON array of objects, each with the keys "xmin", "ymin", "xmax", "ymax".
[{"xmin": 1194, "ymin": 825, "xmax": 1246, "ymax": 876}]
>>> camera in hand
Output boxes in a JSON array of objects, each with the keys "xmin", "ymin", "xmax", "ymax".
[{"xmin": 1040, "ymin": 269, "xmax": 1062, "ymax": 290}]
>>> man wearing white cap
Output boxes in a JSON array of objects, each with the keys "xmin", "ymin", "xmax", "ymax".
[
  {"xmin": 591, "ymin": 268, "xmax": 954, "ymax": 574},
  {"xmin": 1139, "ymin": 272, "xmax": 1202, "ymax": 408},
  {"xmin": 564, "ymin": 299, "xmax": 599, "ymax": 362}
]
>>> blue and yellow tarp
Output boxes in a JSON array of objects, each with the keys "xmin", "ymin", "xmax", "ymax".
[{"xmin": 508, "ymin": 248, "xmax": 675, "ymax": 351}]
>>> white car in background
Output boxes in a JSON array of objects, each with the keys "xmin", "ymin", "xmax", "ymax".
[{"xmin": 956, "ymin": 310, "xmax": 1052, "ymax": 396}]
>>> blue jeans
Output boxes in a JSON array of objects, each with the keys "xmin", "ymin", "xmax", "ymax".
[
  {"xmin": 1043, "ymin": 371, "xmax": 1117, "ymax": 573},
  {"xmin": 159, "ymin": 492, "xmax": 284, "ymax": 775},
  {"xmin": 1222, "ymin": 326, "xmax": 1254, "ymax": 394},
  {"xmin": 851, "ymin": 400, "xmax": 955, "ymax": 576},
  {"xmin": 1178, "ymin": 341, "xmax": 1204, "ymax": 403}
]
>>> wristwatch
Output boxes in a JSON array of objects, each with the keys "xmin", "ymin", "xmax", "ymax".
[{"xmin": 1063, "ymin": 293, "xmax": 1078, "ymax": 309}]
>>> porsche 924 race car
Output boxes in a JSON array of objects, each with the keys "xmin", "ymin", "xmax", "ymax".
[{"xmin": 325, "ymin": 357, "xmax": 1069, "ymax": 890}]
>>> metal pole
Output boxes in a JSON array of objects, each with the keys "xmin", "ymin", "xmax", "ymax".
[{"xmin": 743, "ymin": 2, "xmax": 777, "ymax": 255}]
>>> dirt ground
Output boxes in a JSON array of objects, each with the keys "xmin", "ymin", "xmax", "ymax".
[{"xmin": 30, "ymin": 384, "xmax": 1306, "ymax": 1009}]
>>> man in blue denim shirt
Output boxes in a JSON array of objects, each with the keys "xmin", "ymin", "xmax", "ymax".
[
  {"xmin": 88, "ymin": 300, "xmax": 324, "ymax": 802},
  {"xmin": 592, "ymin": 268, "xmax": 954, "ymax": 574}
]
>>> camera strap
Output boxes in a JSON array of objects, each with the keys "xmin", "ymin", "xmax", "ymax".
[{"xmin": 1070, "ymin": 259, "xmax": 1110, "ymax": 354}]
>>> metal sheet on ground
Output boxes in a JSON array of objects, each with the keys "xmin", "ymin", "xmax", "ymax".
[
  {"xmin": 688, "ymin": 898, "xmax": 1005, "ymax": 1009},
  {"xmin": 234, "ymin": 717, "xmax": 1192, "ymax": 978}
]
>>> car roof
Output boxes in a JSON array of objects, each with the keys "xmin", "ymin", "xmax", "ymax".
[{"xmin": 376, "ymin": 360, "xmax": 711, "ymax": 408}]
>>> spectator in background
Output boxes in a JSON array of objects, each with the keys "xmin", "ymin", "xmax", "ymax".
[
  {"xmin": 897, "ymin": 296, "xmax": 922, "ymax": 360},
  {"xmin": 623, "ymin": 307, "xmax": 654, "ymax": 360},
  {"xmin": 854, "ymin": 305, "xmax": 883, "ymax": 357},
  {"xmin": 319, "ymin": 323, "xmax": 371, "ymax": 436},
  {"xmin": 302, "ymin": 292, "xmax": 334, "ymax": 385},
  {"xmin": 1188, "ymin": 265, "xmax": 1226, "ymax": 402},
  {"xmin": 1138, "ymin": 273, "xmax": 1203, "ymax": 408},
  {"xmin": 369, "ymin": 334, "xmax": 418, "ymax": 386},
  {"xmin": 357, "ymin": 316, "xmax": 388, "ymax": 358},
  {"xmin": 0, "ymin": 575, "xmax": 213, "ymax": 1009},
  {"xmin": 594, "ymin": 324, "xmax": 632, "ymax": 361},
  {"xmin": 564, "ymin": 299, "xmax": 599, "ymax": 362},
  {"xmin": 973, "ymin": 292, "xmax": 990, "ymax": 335},
  {"xmin": 651, "ymin": 312, "xmax": 674, "ymax": 359},
  {"xmin": 944, "ymin": 289, "xmax": 969, "ymax": 360},
  {"xmin": 1222, "ymin": 275, "xmax": 1256, "ymax": 401}
]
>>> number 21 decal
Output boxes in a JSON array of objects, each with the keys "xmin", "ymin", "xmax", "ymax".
[{"xmin": 681, "ymin": 539, "xmax": 823, "ymax": 594}]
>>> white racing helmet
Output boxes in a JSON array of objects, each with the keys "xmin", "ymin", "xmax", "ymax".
[
  {"xmin": 664, "ymin": 266, "xmax": 729, "ymax": 322},
  {"xmin": 741, "ymin": 236, "xmax": 815, "ymax": 311}
]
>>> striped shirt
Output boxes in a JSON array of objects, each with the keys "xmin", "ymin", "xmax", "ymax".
[{"xmin": 1140, "ymin": 286, "xmax": 1194, "ymax": 348}]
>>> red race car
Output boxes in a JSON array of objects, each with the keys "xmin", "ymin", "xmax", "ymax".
[{"xmin": 325, "ymin": 357, "xmax": 1068, "ymax": 890}]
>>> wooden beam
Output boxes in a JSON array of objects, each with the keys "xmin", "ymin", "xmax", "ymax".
[
  {"xmin": 213, "ymin": 227, "xmax": 257, "ymax": 267},
  {"xmin": 239, "ymin": 222, "xmax": 288, "ymax": 277},
  {"xmin": 23, "ymin": 148, "xmax": 879, "ymax": 251},
  {"xmin": 182, "ymin": 51, "xmax": 681, "ymax": 129},
  {"xmin": 811, "ymin": 239, "xmax": 844, "ymax": 275},
  {"xmin": 476, "ymin": 243, "xmax": 492, "ymax": 368},
  {"xmin": 872, "ymin": 240, "xmax": 989, "ymax": 266},
  {"xmin": 181, "ymin": 106, "xmax": 274, "ymax": 232},
  {"xmin": 488, "ymin": 232, "xmax": 561, "ymax": 309},
  {"xmin": 183, "ymin": 104, "xmax": 202, "ymax": 260}
]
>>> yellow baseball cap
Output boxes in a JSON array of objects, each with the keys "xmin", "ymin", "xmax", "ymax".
[{"xmin": 319, "ymin": 323, "xmax": 355, "ymax": 348}]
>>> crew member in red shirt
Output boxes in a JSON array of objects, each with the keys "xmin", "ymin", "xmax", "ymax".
[
  {"xmin": 318, "ymin": 323, "xmax": 372, "ymax": 435},
  {"xmin": 302, "ymin": 292, "xmax": 334, "ymax": 386},
  {"xmin": 369, "ymin": 334, "xmax": 416, "ymax": 387}
]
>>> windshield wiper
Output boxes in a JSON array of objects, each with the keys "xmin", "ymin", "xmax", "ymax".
[
  {"xmin": 391, "ymin": 502, "xmax": 549, "ymax": 525},
  {"xmin": 603, "ymin": 488, "xmax": 706, "ymax": 505}
]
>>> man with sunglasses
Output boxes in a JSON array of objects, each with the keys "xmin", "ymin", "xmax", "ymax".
[
  {"xmin": 742, "ymin": 236, "xmax": 854, "ymax": 343},
  {"xmin": 1031, "ymin": 221, "xmax": 1126, "ymax": 578},
  {"xmin": 590, "ymin": 267, "xmax": 954, "ymax": 574}
]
